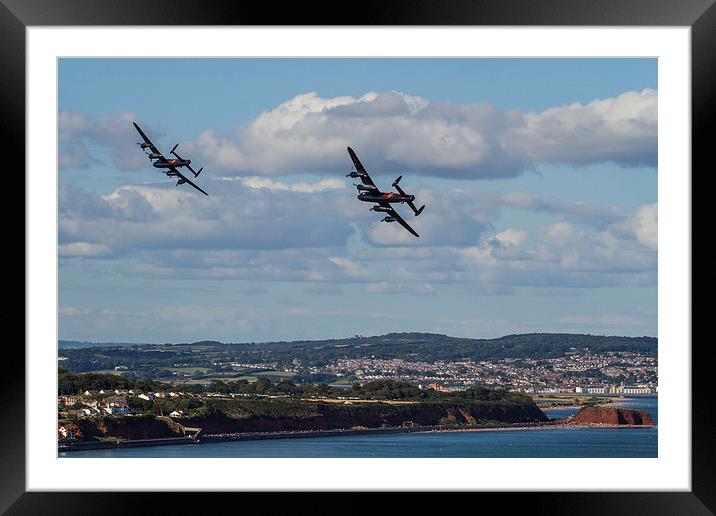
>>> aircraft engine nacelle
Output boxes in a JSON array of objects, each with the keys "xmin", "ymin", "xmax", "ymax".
[
  {"xmin": 382, "ymin": 216, "xmax": 396, "ymax": 223},
  {"xmin": 347, "ymin": 171, "xmax": 364, "ymax": 178},
  {"xmin": 357, "ymin": 184, "xmax": 377, "ymax": 191},
  {"xmin": 177, "ymin": 179, "xmax": 186, "ymax": 185},
  {"xmin": 372, "ymin": 206, "xmax": 392, "ymax": 213},
  {"xmin": 148, "ymin": 153, "xmax": 162, "ymax": 159}
]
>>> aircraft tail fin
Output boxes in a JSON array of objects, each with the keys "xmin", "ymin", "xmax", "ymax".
[
  {"xmin": 393, "ymin": 176, "xmax": 424, "ymax": 216},
  {"xmin": 393, "ymin": 182, "xmax": 407, "ymax": 197}
]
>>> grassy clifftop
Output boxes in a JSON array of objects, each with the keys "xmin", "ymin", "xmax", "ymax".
[
  {"xmin": 178, "ymin": 398, "xmax": 549, "ymax": 434},
  {"xmin": 65, "ymin": 397, "xmax": 547, "ymax": 441}
]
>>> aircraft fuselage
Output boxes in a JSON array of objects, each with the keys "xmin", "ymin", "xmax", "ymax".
[
  {"xmin": 358, "ymin": 192, "xmax": 415, "ymax": 204},
  {"xmin": 153, "ymin": 159, "xmax": 190, "ymax": 169}
]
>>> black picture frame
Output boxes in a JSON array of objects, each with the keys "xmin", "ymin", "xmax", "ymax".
[{"xmin": 6, "ymin": 0, "xmax": 707, "ymax": 512}]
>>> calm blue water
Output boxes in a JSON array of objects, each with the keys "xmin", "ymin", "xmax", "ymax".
[{"xmin": 61, "ymin": 396, "xmax": 657, "ymax": 458}]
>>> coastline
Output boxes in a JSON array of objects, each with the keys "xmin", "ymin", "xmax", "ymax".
[
  {"xmin": 536, "ymin": 395, "xmax": 655, "ymax": 411},
  {"xmin": 58, "ymin": 419, "xmax": 655, "ymax": 453},
  {"xmin": 536, "ymin": 397, "xmax": 620, "ymax": 411}
]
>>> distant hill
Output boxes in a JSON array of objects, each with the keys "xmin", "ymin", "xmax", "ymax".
[
  {"xmin": 59, "ymin": 340, "xmax": 160, "ymax": 349},
  {"xmin": 221, "ymin": 332, "xmax": 658, "ymax": 364},
  {"xmin": 58, "ymin": 332, "xmax": 657, "ymax": 374}
]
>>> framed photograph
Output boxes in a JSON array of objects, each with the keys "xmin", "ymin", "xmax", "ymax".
[{"xmin": 9, "ymin": 0, "xmax": 708, "ymax": 512}]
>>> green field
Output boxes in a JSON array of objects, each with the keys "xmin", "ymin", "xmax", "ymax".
[
  {"xmin": 331, "ymin": 377, "xmax": 357, "ymax": 385},
  {"xmin": 255, "ymin": 371, "xmax": 295, "ymax": 378},
  {"xmin": 167, "ymin": 367, "xmax": 211, "ymax": 374}
]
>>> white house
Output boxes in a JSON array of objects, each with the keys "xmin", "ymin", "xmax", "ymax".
[
  {"xmin": 58, "ymin": 426, "xmax": 76, "ymax": 440},
  {"xmin": 102, "ymin": 395, "xmax": 130, "ymax": 415}
]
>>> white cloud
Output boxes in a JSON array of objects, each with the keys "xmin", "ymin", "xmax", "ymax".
[
  {"xmin": 541, "ymin": 222, "xmax": 583, "ymax": 247},
  {"xmin": 510, "ymin": 89, "xmax": 658, "ymax": 168},
  {"xmin": 59, "ymin": 242, "xmax": 111, "ymax": 257},
  {"xmin": 59, "ymin": 180, "xmax": 656, "ymax": 291},
  {"xmin": 59, "ymin": 182, "xmax": 353, "ymax": 255},
  {"xmin": 368, "ymin": 188, "xmax": 497, "ymax": 246},
  {"xmin": 328, "ymin": 257, "xmax": 368, "ymax": 278},
  {"xmin": 59, "ymin": 111, "xmax": 91, "ymax": 141},
  {"xmin": 60, "ymin": 88, "xmax": 657, "ymax": 179},
  {"xmin": 198, "ymin": 88, "xmax": 656, "ymax": 177},
  {"xmin": 238, "ymin": 177, "xmax": 345, "ymax": 193},
  {"xmin": 58, "ymin": 306, "xmax": 90, "ymax": 316},
  {"xmin": 456, "ymin": 246, "xmax": 498, "ymax": 268},
  {"xmin": 59, "ymin": 141, "xmax": 101, "ymax": 169},
  {"xmin": 492, "ymin": 228, "xmax": 527, "ymax": 248},
  {"xmin": 626, "ymin": 203, "xmax": 658, "ymax": 250},
  {"xmin": 454, "ymin": 202, "xmax": 657, "ymax": 288},
  {"xmin": 59, "ymin": 111, "xmax": 154, "ymax": 171}
]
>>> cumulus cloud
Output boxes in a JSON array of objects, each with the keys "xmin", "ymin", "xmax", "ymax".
[
  {"xmin": 192, "ymin": 88, "xmax": 656, "ymax": 177},
  {"xmin": 58, "ymin": 180, "xmax": 493, "ymax": 263},
  {"xmin": 236, "ymin": 177, "xmax": 345, "ymax": 193},
  {"xmin": 58, "ymin": 306, "xmax": 90, "ymax": 316},
  {"xmin": 60, "ymin": 88, "xmax": 657, "ymax": 179},
  {"xmin": 59, "ymin": 111, "xmax": 157, "ymax": 171},
  {"xmin": 59, "ymin": 140, "xmax": 101, "ymax": 169},
  {"xmin": 58, "ymin": 177, "xmax": 656, "ymax": 291},
  {"xmin": 59, "ymin": 242, "xmax": 112, "ymax": 257},
  {"xmin": 455, "ymin": 201, "xmax": 658, "ymax": 289},
  {"xmin": 328, "ymin": 257, "xmax": 369, "ymax": 278},
  {"xmin": 622, "ymin": 203, "xmax": 657, "ymax": 250},
  {"xmin": 369, "ymin": 188, "xmax": 499, "ymax": 246},
  {"xmin": 59, "ymin": 182, "xmax": 354, "ymax": 255},
  {"xmin": 509, "ymin": 89, "xmax": 658, "ymax": 168},
  {"xmin": 491, "ymin": 228, "xmax": 527, "ymax": 248}
]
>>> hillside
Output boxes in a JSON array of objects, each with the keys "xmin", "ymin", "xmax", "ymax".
[
  {"xmin": 58, "ymin": 332, "xmax": 657, "ymax": 376},
  {"xmin": 179, "ymin": 398, "xmax": 549, "ymax": 434},
  {"xmin": 64, "ymin": 396, "xmax": 549, "ymax": 441}
]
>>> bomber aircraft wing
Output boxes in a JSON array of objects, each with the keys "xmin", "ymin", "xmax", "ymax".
[
  {"xmin": 133, "ymin": 122, "xmax": 165, "ymax": 160},
  {"xmin": 379, "ymin": 202, "xmax": 419, "ymax": 238},
  {"xmin": 170, "ymin": 167, "xmax": 209, "ymax": 196},
  {"xmin": 347, "ymin": 146, "xmax": 379, "ymax": 190}
]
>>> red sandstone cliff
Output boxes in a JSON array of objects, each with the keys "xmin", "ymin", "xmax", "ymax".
[
  {"xmin": 65, "ymin": 416, "xmax": 183, "ymax": 441},
  {"xmin": 571, "ymin": 406, "xmax": 654, "ymax": 426}
]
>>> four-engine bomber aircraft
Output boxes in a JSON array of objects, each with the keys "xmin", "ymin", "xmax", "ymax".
[
  {"xmin": 346, "ymin": 147, "xmax": 425, "ymax": 238},
  {"xmin": 133, "ymin": 122, "xmax": 209, "ymax": 196}
]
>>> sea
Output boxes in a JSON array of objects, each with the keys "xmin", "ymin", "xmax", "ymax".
[{"xmin": 60, "ymin": 396, "xmax": 657, "ymax": 458}]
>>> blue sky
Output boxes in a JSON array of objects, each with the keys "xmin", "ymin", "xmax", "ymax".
[{"xmin": 58, "ymin": 58, "xmax": 657, "ymax": 343}]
